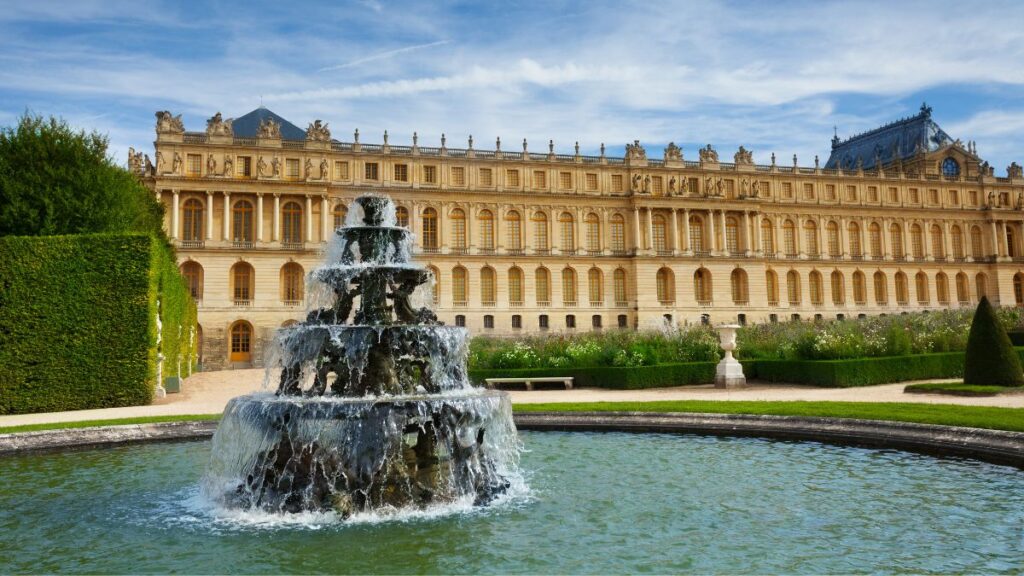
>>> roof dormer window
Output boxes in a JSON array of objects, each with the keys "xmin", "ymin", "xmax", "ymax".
[{"xmin": 941, "ymin": 157, "xmax": 960, "ymax": 177}]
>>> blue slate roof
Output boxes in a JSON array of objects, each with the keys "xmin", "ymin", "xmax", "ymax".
[
  {"xmin": 825, "ymin": 104, "xmax": 955, "ymax": 170},
  {"xmin": 231, "ymin": 107, "xmax": 307, "ymax": 141}
]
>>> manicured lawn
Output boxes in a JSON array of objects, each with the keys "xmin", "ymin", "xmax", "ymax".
[
  {"xmin": 512, "ymin": 401, "xmax": 1024, "ymax": 432},
  {"xmin": 904, "ymin": 382, "xmax": 1019, "ymax": 397},
  {"xmin": 0, "ymin": 413, "xmax": 220, "ymax": 435}
]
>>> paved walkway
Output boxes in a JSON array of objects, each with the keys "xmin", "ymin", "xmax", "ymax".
[{"xmin": 1, "ymin": 368, "xmax": 1022, "ymax": 428}]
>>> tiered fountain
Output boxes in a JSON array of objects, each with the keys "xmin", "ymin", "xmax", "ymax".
[{"xmin": 202, "ymin": 195, "xmax": 521, "ymax": 517}]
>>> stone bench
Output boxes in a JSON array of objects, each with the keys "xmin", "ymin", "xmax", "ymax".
[{"xmin": 484, "ymin": 376, "xmax": 574, "ymax": 391}]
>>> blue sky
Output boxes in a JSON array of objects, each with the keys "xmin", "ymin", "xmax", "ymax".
[{"xmin": 2, "ymin": 0, "xmax": 1023, "ymax": 172}]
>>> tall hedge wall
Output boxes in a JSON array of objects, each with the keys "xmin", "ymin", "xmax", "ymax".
[{"xmin": 0, "ymin": 234, "xmax": 196, "ymax": 414}]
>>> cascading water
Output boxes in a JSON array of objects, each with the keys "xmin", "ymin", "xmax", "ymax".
[{"xmin": 202, "ymin": 194, "xmax": 523, "ymax": 518}]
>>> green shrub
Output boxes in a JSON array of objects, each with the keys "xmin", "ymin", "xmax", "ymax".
[
  {"xmin": 0, "ymin": 234, "xmax": 196, "ymax": 414},
  {"xmin": 963, "ymin": 296, "xmax": 1024, "ymax": 387},
  {"xmin": 903, "ymin": 382, "xmax": 1007, "ymax": 397},
  {"xmin": 748, "ymin": 352, "xmax": 966, "ymax": 387}
]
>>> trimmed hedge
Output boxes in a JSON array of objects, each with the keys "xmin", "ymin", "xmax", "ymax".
[
  {"xmin": 0, "ymin": 234, "xmax": 196, "ymax": 414},
  {"xmin": 469, "ymin": 361, "xmax": 717, "ymax": 390},
  {"xmin": 746, "ymin": 353, "xmax": 966, "ymax": 388},
  {"xmin": 963, "ymin": 296, "xmax": 1024, "ymax": 386}
]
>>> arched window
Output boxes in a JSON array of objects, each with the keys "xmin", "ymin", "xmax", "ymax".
[
  {"xmin": 848, "ymin": 222, "xmax": 862, "ymax": 257},
  {"xmin": 869, "ymin": 223, "xmax": 882, "ymax": 258},
  {"xmin": 280, "ymin": 262, "xmax": 304, "ymax": 304},
  {"xmin": 535, "ymin": 267, "xmax": 551, "ymax": 304},
  {"xmin": 657, "ymin": 267, "xmax": 675, "ymax": 304},
  {"xmin": 694, "ymin": 268, "xmax": 712, "ymax": 304},
  {"xmin": 783, "ymin": 220, "xmax": 797, "ymax": 256},
  {"xmin": 689, "ymin": 215, "xmax": 705, "ymax": 253},
  {"xmin": 830, "ymin": 270, "xmax": 844, "ymax": 305},
  {"xmin": 182, "ymin": 198, "xmax": 203, "ymax": 241},
  {"xmin": 450, "ymin": 208, "xmax": 466, "ymax": 249},
  {"xmin": 915, "ymin": 271, "xmax": 929, "ymax": 304},
  {"xmin": 479, "ymin": 210, "xmax": 495, "ymax": 251},
  {"xmin": 931, "ymin": 225, "xmax": 945, "ymax": 259},
  {"xmin": 895, "ymin": 272, "xmax": 909, "ymax": 305},
  {"xmin": 613, "ymin": 268, "xmax": 627, "ymax": 305},
  {"xmin": 787, "ymin": 270, "xmax": 801, "ymax": 305},
  {"xmin": 585, "ymin": 213, "xmax": 601, "ymax": 253},
  {"xmin": 652, "ymin": 214, "xmax": 668, "ymax": 252},
  {"xmin": 533, "ymin": 211, "xmax": 549, "ymax": 251},
  {"xmin": 282, "ymin": 201, "xmax": 303, "ymax": 244},
  {"xmin": 427, "ymin": 265, "xmax": 440, "ymax": 304},
  {"xmin": 809, "ymin": 271, "xmax": 823, "ymax": 305},
  {"xmin": 333, "ymin": 203, "xmax": 348, "ymax": 230},
  {"xmin": 874, "ymin": 271, "xmax": 888, "ymax": 305},
  {"xmin": 956, "ymin": 272, "xmax": 969, "ymax": 304},
  {"xmin": 936, "ymin": 272, "xmax": 949, "ymax": 304},
  {"xmin": 941, "ymin": 157, "xmax": 960, "ymax": 177},
  {"xmin": 480, "ymin": 267, "xmax": 496, "ymax": 304},
  {"xmin": 395, "ymin": 206, "xmax": 409, "ymax": 228},
  {"xmin": 1015, "ymin": 273, "xmax": 1024, "ymax": 306},
  {"xmin": 804, "ymin": 220, "xmax": 819, "ymax": 256},
  {"xmin": 588, "ymin": 267, "xmax": 603, "ymax": 304},
  {"xmin": 761, "ymin": 219, "xmax": 774, "ymax": 254},
  {"xmin": 232, "ymin": 199, "xmax": 254, "ymax": 242},
  {"xmin": 610, "ymin": 214, "xmax": 625, "ymax": 252},
  {"xmin": 229, "ymin": 320, "xmax": 253, "ymax": 363},
  {"xmin": 827, "ymin": 221, "xmax": 840, "ymax": 257},
  {"xmin": 952, "ymin": 225, "xmax": 964, "ymax": 259},
  {"xmin": 910, "ymin": 224, "xmax": 923, "ymax": 259},
  {"xmin": 506, "ymin": 211, "xmax": 522, "ymax": 250},
  {"xmin": 562, "ymin": 267, "xmax": 578, "ymax": 305},
  {"xmin": 976, "ymin": 273, "xmax": 988, "ymax": 301},
  {"xmin": 766, "ymin": 270, "xmax": 779, "ymax": 305},
  {"xmin": 422, "ymin": 208, "xmax": 438, "ymax": 250},
  {"xmin": 508, "ymin": 267, "xmax": 524, "ymax": 305},
  {"xmin": 452, "ymin": 266, "xmax": 468, "ymax": 304},
  {"xmin": 853, "ymin": 271, "xmax": 866, "ymax": 304},
  {"xmin": 725, "ymin": 217, "xmax": 739, "ymax": 254},
  {"xmin": 559, "ymin": 212, "xmax": 576, "ymax": 252},
  {"xmin": 890, "ymin": 223, "xmax": 904, "ymax": 258},
  {"xmin": 970, "ymin": 226, "xmax": 983, "ymax": 258},
  {"xmin": 180, "ymin": 261, "xmax": 203, "ymax": 300},
  {"xmin": 731, "ymin": 268, "xmax": 749, "ymax": 304},
  {"xmin": 230, "ymin": 262, "xmax": 254, "ymax": 304}
]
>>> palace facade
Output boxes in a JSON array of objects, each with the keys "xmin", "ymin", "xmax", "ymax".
[{"xmin": 138, "ymin": 104, "xmax": 1024, "ymax": 369}]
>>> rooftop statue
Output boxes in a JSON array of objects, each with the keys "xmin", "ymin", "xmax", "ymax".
[
  {"xmin": 699, "ymin": 144, "xmax": 718, "ymax": 163},
  {"xmin": 257, "ymin": 118, "xmax": 281, "ymax": 139},
  {"xmin": 734, "ymin": 146, "xmax": 753, "ymax": 166},
  {"xmin": 306, "ymin": 119, "xmax": 331, "ymax": 142},
  {"xmin": 664, "ymin": 142, "xmax": 683, "ymax": 162},
  {"xmin": 205, "ymin": 112, "xmax": 234, "ymax": 137},
  {"xmin": 155, "ymin": 110, "xmax": 185, "ymax": 134},
  {"xmin": 625, "ymin": 140, "xmax": 647, "ymax": 161}
]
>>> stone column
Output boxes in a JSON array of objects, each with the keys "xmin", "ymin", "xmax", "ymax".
[
  {"xmin": 633, "ymin": 207, "xmax": 642, "ymax": 252},
  {"xmin": 707, "ymin": 210, "xmax": 717, "ymax": 254},
  {"xmin": 774, "ymin": 215, "xmax": 783, "ymax": 257},
  {"xmin": 682, "ymin": 208, "xmax": 692, "ymax": 254},
  {"xmin": 794, "ymin": 215, "xmax": 803, "ymax": 256},
  {"xmin": 669, "ymin": 208, "xmax": 679, "ymax": 254},
  {"xmin": 753, "ymin": 212, "xmax": 763, "ymax": 255},
  {"xmin": 256, "ymin": 193, "xmax": 264, "ymax": 242},
  {"xmin": 720, "ymin": 210, "xmax": 728, "ymax": 253},
  {"xmin": 525, "ymin": 207, "xmax": 534, "ymax": 251},
  {"xmin": 991, "ymin": 220, "xmax": 1000, "ymax": 258},
  {"xmin": 902, "ymin": 219, "xmax": 911, "ymax": 259},
  {"xmin": 305, "ymin": 196, "xmax": 313, "ymax": 243},
  {"xmin": 742, "ymin": 211, "xmax": 751, "ymax": 256},
  {"xmin": 223, "ymin": 192, "xmax": 231, "ymax": 240},
  {"xmin": 1002, "ymin": 221, "xmax": 1010, "ymax": 257},
  {"xmin": 321, "ymin": 196, "xmax": 330, "ymax": 242},
  {"xmin": 205, "ymin": 191, "xmax": 214, "ymax": 240},
  {"xmin": 575, "ymin": 206, "xmax": 583, "ymax": 252},
  {"xmin": 467, "ymin": 205, "xmax": 476, "ymax": 251},
  {"xmin": 881, "ymin": 218, "xmax": 890, "ymax": 259},
  {"xmin": 923, "ymin": 218, "xmax": 932, "ymax": 260},
  {"xmin": 439, "ymin": 202, "xmax": 449, "ymax": 250},
  {"xmin": 272, "ymin": 194, "xmax": 281, "ymax": 242},
  {"xmin": 646, "ymin": 207, "xmax": 654, "ymax": 251},
  {"xmin": 839, "ymin": 217, "xmax": 848, "ymax": 258},
  {"xmin": 943, "ymin": 220, "xmax": 952, "ymax": 261},
  {"xmin": 171, "ymin": 190, "xmax": 179, "ymax": 240}
]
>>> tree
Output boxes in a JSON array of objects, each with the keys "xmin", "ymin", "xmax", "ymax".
[
  {"xmin": 963, "ymin": 296, "xmax": 1024, "ymax": 386},
  {"xmin": 0, "ymin": 113, "xmax": 164, "ymax": 237}
]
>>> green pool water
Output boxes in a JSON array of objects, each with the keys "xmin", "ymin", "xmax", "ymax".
[{"xmin": 1, "ymin": 431, "xmax": 1022, "ymax": 574}]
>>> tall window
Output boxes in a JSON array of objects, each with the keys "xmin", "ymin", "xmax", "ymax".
[
  {"xmin": 230, "ymin": 321, "xmax": 252, "ymax": 361},
  {"xmin": 333, "ymin": 204, "xmax": 347, "ymax": 229},
  {"xmin": 694, "ymin": 268, "xmax": 712, "ymax": 303},
  {"xmin": 182, "ymin": 199, "xmax": 203, "ymax": 241},
  {"xmin": 479, "ymin": 210, "xmax": 495, "ymax": 250},
  {"xmin": 657, "ymin": 267, "xmax": 675, "ymax": 304},
  {"xmin": 761, "ymin": 219, "xmax": 774, "ymax": 254},
  {"xmin": 766, "ymin": 270, "xmax": 779, "ymax": 305},
  {"xmin": 282, "ymin": 201, "xmax": 303, "ymax": 244},
  {"xmin": 1014, "ymin": 274, "xmax": 1024, "ymax": 306},
  {"xmin": 613, "ymin": 268, "xmax": 627, "ymax": 305},
  {"xmin": 725, "ymin": 217, "xmax": 739, "ymax": 254},
  {"xmin": 952, "ymin": 226, "xmax": 964, "ymax": 259},
  {"xmin": 508, "ymin": 267, "xmax": 523, "ymax": 304},
  {"xmin": 450, "ymin": 209, "xmax": 467, "ymax": 249},
  {"xmin": 915, "ymin": 272, "xmax": 929, "ymax": 304},
  {"xmin": 874, "ymin": 271, "xmax": 887, "ymax": 304},
  {"xmin": 427, "ymin": 266, "xmax": 440, "ymax": 304},
  {"xmin": 281, "ymin": 262, "xmax": 304, "ymax": 303},
  {"xmin": 804, "ymin": 221, "xmax": 819, "ymax": 255},
  {"xmin": 506, "ymin": 211, "xmax": 522, "ymax": 250},
  {"xmin": 395, "ymin": 206, "xmax": 409, "ymax": 228},
  {"xmin": 180, "ymin": 261, "xmax": 203, "ymax": 300},
  {"xmin": 827, "ymin": 222, "xmax": 840, "ymax": 257},
  {"xmin": 562, "ymin": 267, "xmax": 578, "ymax": 305},
  {"xmin": 452, "ymin": 266, "xmax": 467, "ymax": 304},
  {"xmin": 480, "ymin": 267, "xmax": 496, "ymax": 304},
  {"xmin": 654, "ymin": 215, "xmax": 668, "ymax": 252},
  {"xmin": 937, "ymin": 273, "xmax": 949, "ymax": 304},
  {"xmin": 956, "ymin": 273, "xmax": 969, "ymax": 304},
  {"xmin": 976, "ymin": 273, "xmax": 988, "ymax": 300},
  {"xmin": 910, "ymin": 224, "xmax": 923, "ymax": 258},
  {"xmin": 848, "ymin": 222, "xmax": 862, "ymax": 257},
  {"xmin": 731, "ymin": 269, "xmax": 748, "ymax": 304},
  {"xmin": 931, "ymin": 225, "xmax": 945, "ymax": 259},
  {"xmin": 611, "ymin": 214, "xmax": 625, "ymax": 252},
  {"xmin": 971, "ymin": 226, "xmax": 984, "ymax": 258},
  {"xmin": 536, "ymin": 267, "xmax": 550, "ymax": 304},
  {"xmin": 232, "ymin": 200, "xmax": 254, "ymax": 242},
  {"xmin": 787, "ymin": 271, "xmax": 801, "ymax": 305},
  {"xmin": 689, "ymin": 216, "xmax": 705, "ymax": 253},
  {"xmin": 559, "ymin": 212, "xmax": 575, "ymax": 252},
  {"xmin": 783, "ymin": 220, "xmax": 796, "ymax": 256},
  {"xmin": 586, "ymin": 213, "xmax": 601, "ymax": 252},
  {"xmin": 588, "ymin": 268, "xmax": 603, "ymax": 304},
  {"xmin": 890, "ymin": 224, "xmax": 904, "ymax": 258},
  {"xmin": 853, "ymin": 271, "xmax": 866, "ymax": 304},
  {"xmin": 422, "ymin": 208, "xmax": 438, "ymax": 249},
  {"xmin": 231, "ymin": 262, "xmax": 254, "ymax": 302},
  {"xmin": 809, "ymin": 271, "xmax": 823, "ymax": 305},
  {"xmin": 896, "ymin": 272, "xmax": 909, "ymax": 305},
  {"xmin": 869, "ymin": 223, "xmax": 882, "ymax": 258},
  {"xmin": 830, "ymin": 270, "xmax": 844, "ymax": 305},
  {"xmin": 533, "ymin": 212, "xmax": 549, "ymax": 251}
]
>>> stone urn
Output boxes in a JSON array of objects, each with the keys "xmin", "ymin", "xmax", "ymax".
[{"xmin": 715, "ymin": 324, "xmax": 746, "ymax": 389}]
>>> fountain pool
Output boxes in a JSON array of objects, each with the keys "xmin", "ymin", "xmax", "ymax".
[{"xmin": 2, "ymin": 431, "xmax": 1022, "ymax": 574}]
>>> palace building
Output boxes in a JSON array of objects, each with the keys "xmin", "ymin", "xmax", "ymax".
[{"xmin": 137, "ymin": 104, "xmax": 1024, "ymax": 369}]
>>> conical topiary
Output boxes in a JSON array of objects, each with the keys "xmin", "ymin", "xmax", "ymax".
[{"xmin": 963, "ymin": 296, "xmax": 1024, "ymax": 386}]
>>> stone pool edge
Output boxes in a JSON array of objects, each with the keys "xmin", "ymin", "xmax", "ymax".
[{"xmin": 1, "ymin": 413, "xmax": 1023, "ymax": 467}]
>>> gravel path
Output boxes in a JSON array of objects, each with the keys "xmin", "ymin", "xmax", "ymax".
[{"xmin": 1, "ymin": 368, "xmax": 1021, "ymax": 428}]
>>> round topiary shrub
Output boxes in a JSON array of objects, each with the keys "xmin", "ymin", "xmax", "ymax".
[{"xmin": 963, "ymin": 296, "xmax": 1024, "ymax": 387}]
